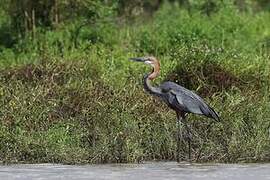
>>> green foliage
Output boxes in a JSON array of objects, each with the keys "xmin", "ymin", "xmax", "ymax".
[{"xmin": 0, "ymin": 1, "xmax": 270, "ymax": 164}]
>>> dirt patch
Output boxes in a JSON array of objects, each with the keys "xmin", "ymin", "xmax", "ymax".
[
  {"xmin": 0, "ymin": 60, "xmax": 104, "ymax": 129},
  {"xmin": 0, "ymin": 64, "xmax": 44, "ymax": 82},
  {"xmin": 0, "ymin": 61, "xmax": 93, "ymax": 86},
  {"xmin": 52, "ymin": 81, "xmax": 114, "ymax": 119},
  {"xmin": 165, "ymin": 61, "xmax": 260, "ymax": 97}
]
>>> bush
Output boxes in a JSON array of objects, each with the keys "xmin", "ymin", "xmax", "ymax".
[{"xmin": 0, "ymin": 1, "xmax": 269, "ymax": 163}]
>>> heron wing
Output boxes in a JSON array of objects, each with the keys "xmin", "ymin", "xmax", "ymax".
[
  {"xmin": 171, "ymin": 89, "xmax": 205, "ymax": 115},
  {"xmin": 160, "ymin": 81, "xmax": 220, "ymax": 120}
]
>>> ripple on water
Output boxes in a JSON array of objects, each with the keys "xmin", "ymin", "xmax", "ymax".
[{"xmin": 0, "ymin": 162, "xmax": 269, "ymax": 180}]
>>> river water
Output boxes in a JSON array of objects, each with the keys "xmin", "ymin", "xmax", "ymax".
[{"xmin": 0, "ymin": 162, "xmax": 269, "ymax": 180}]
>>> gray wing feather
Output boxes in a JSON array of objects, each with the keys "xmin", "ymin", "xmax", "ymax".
[
  {"xmin": 160, "ymin": 81, "xmax": 220, "ymax": 120},
  {"xmin": 172, "ymin": 89, "xmax": 204, "ymax": 115}
]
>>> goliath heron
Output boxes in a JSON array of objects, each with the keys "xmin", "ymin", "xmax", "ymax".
[{"xmin": 130, "ymin": 56, "xmax": 220, "ymax": 162}]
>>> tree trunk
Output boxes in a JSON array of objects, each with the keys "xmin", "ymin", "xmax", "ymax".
[
  {"xmin": 54, "ymin": 0, "xmax": 59, "ymax": 26},
  {"xmin": 234, "ymin": 0, "xmax": 246, "ymax": 11},
  {"xmin": 31, "ymin": 8, "xmax": 36, "ymax": 39},
  {"xmin": 24, "ymin": 10, "xmax": 29, "ymax": 34}
]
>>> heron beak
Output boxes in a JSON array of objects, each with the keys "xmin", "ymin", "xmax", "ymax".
[{"xmin": 129, "ymin": 57, "xmax": 146, "ymax": 62}]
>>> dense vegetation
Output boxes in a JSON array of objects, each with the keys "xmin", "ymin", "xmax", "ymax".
[{"xmin": 0, "ymin": 0, "xmax": 269, "ymax": 164}]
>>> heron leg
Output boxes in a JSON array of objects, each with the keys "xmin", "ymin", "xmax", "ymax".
[
  {"xmin": 182, "ymin": 118, "xmax": 192, "ymax": 161},
  {"xmin": 176, "ymin": 112, "xmax": 185, "ymax": 162},
  {"xmin": 176, "ymin": 116, "xmax": 181, "ymax": 162}
]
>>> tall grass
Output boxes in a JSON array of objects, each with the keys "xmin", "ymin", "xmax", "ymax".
[{"xmin": 0, "ymin": 3, "xmax": 269, "ymax": 163}]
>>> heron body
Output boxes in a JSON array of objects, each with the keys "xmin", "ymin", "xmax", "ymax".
[{"xmin": 130, "ymin": 56, "xmax": 220, "ymax": 162}]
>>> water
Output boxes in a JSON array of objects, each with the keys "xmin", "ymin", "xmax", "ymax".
[{"xmin": 0, "ymin": 162, "xmax": 269, "ymax": 180}]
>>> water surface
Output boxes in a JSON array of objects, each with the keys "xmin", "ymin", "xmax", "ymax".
[{"xmin": 0, "ymin": 162, "xmax": 269, "ymax": 180}]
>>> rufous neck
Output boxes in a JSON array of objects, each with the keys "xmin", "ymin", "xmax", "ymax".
[{"xmin": 148, "ymin": 63, "xmax": 160, "ymax": 80}]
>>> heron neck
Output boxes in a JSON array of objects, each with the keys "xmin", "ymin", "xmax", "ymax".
[
  {"xmin": 143, "ymin": 67, "xmax": 162, "ymax": 96},
  {"xmin": 148, "ymin": 64, "xmax": 160, "ymax": 80}
]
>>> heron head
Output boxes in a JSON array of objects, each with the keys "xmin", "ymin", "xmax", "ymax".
[{"xmin": 129, "ymin": 56, "xmax": 159, "ymax": 68}]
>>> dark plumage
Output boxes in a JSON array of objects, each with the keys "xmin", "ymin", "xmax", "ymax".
[
  {"xmin": 130, "ymin": 56, "xmax": 220, "ymax": 162},
  {"xmin": 159, "ymin": 81, "xmax": 220, "ymax": 121}
]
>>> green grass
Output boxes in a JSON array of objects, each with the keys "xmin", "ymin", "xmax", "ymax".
[{"xmin": 0, "ymin": 3, "xmax": 270, "ymax": 164}]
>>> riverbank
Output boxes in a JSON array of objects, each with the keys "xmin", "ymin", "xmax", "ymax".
[
  {"xmin": 1, "ymin": 162, "xmax": 270, "ymax": 180},
  {"xmin": 0, "ymin": 2, "xmax": 270, "ymax": 164}
]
